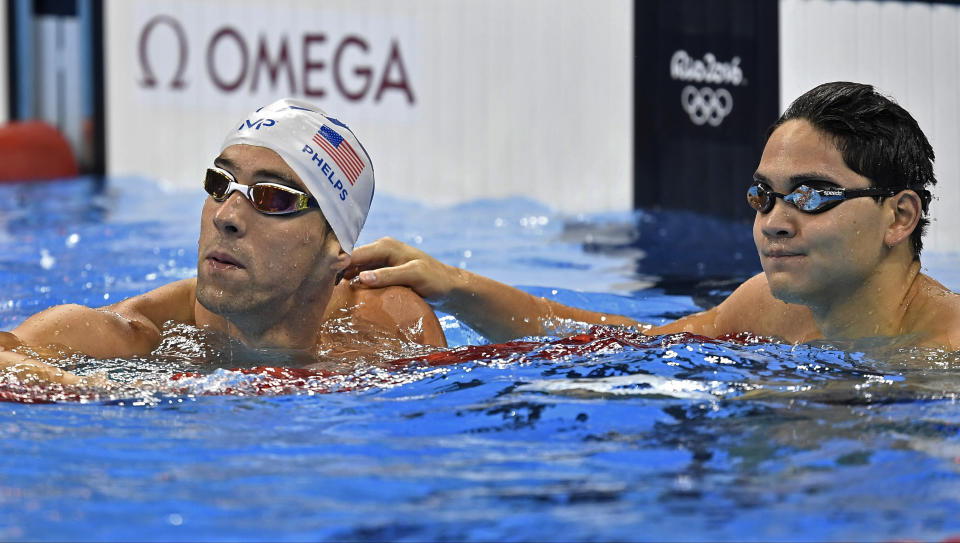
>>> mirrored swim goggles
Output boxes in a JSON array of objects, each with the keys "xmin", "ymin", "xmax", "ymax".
[
  {"xmin": 203, "ymin": 167, "xmax": 320, "ymax": 215},
  {"xmin": 747, "ymin": 182, "xmax": 924, "ymax": 214}
]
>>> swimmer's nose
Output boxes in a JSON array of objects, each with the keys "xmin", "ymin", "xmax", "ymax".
[
  {"xmin": 212, "ymin": 192, "xmax": 249, "ymax": 237},
  {"xmin": 758, "ymin": 199, "xmax": 797, "ymax": 238}
]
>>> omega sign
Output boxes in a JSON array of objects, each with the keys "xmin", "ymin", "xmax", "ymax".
[
  {"xmin": 137, "ymin": 14, "xmax": 415, "ymax": 105},
  {"xmin": 670, "ymin": 50, "xmax": 744, "ymax": 127}
]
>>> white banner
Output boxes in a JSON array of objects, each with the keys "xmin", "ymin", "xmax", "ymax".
[
  {"xmin": 106, "ymin": 0, "xmax": 633, "ymax": 213},
  {"xmin": 129, "ymin": 3, "xmax": 419, "ymax": 120},
  {"xmin": 780, "ymin": 0, "xmax": 960, "ymax": 253}
]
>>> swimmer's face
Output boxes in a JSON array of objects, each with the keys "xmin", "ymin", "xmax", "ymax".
[
  {"xmin": 752, "ymin": 119, "xmax": 890, "ymax": 309},
  {"xmin": 196, "ymin": 144, "xmax": 349, "ymax": 322}
]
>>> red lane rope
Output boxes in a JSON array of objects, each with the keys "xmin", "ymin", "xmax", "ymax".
[{"xmin": 0, "ymin": 328, "xmax": 767, "ymax": 404}]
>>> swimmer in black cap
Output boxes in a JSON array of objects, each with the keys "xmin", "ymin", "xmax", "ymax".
[
  {"xmin": 0, "ymin": 98, "xmax": 445, "ymax": 386},
  {"xmin": 349, "ymin": 82, "xmax": 960, "ymax": 349}
]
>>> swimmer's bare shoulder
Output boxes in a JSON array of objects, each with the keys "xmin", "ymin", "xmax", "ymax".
[
  {"xmin": 10, "ymin": 278, "xmax": 198, "ymax": 358},
  {"xmin": 901, "ymin": 274, "xmax": 960, "ymax": 349},
  {"xmin": 115, "ymin": 277, "xmax": 198, "ymax": 328},
  {"xmin": 327, "ymin": 281, "xmax": 446, "ymax": 347},
  {"xmin": 649, "ymin": 272, "xmax": 820, "ymax": 342}
]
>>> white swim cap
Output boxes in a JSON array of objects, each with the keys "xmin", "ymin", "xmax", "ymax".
[{"xmin": 220, "ymin": 98, "xmax": 375, "ymax": 254}]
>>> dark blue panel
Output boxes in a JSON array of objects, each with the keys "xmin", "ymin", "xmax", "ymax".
[
  {"xmin": 634, "ymin": 0, "xmax": 779, "ymax": 223},
  {"xmin": 34, "ymin": 0, "xmax": 76, "ymax": 17}
]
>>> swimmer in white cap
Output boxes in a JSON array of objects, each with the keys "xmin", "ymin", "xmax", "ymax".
[
  {"xmin": 348, "ymin": 82, "xmax": 960, "ymax": 350},
  {"xmin": 0, "ymin": 98, "xmax": 445, "ymax": 386}
]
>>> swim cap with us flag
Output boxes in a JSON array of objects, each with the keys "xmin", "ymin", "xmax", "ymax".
[{"xmin": 220, "ymin": 98, "xmax": 375, "ymax": 254}]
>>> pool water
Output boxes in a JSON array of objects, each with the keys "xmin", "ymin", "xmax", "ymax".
[{"xmin": 2, "ymin": 177, "xmax": 960, "ymax": 541}]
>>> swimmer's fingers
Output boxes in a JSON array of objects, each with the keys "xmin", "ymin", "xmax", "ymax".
[
  {"xmin": 348, "ymin": 238, "xmax": 461, "ymax": 303},
  {"xmin": 346, "ymin": 237, "xmax": 428, "ymax": 278},
  {"xmin": 343, "ymin": 238, "xmax": 395, "ymax": 280},
  {"xmin": 354, "ymin": 260, "xmax": 451, "ymax": 302}
]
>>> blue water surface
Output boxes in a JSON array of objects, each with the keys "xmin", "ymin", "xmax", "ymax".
[{"xmin": 1, "ymin": 177, "xmax": 960, "ymax": 541}]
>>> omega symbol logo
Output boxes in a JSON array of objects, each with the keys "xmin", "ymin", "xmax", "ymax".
[
  {"xmin": 680, "ymin": 86, "xmax": 733, "ymax": 127},
  {"xmin": 139, "ymin": 15, "xmax": 189, "ymax": 89}
]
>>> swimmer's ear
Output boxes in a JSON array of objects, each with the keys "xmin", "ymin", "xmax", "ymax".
[
  {"xmin": 883, "ymin": 189, "xmax": 922, "ymax": 249},
  {"xmin": 332, "ymin": 250, "xmax": 351, "ymax": 285}
]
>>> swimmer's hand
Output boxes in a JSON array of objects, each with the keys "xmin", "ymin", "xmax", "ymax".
[
  {"xmin": 0, "ymin": 346, "xmax": 83, "ymax": 386},
  {"xmin": 346, "ymin": 238, "xmax": 641, "ymax": 342},
  {"xmin": 345, "ymin": 237, "xmax": 465, "ymax": 308},
  {"xmin": 0, "ymin": 333, "xmax": 111, "ymax": 388}
]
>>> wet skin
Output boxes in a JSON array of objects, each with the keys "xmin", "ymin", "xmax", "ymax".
[
  {"xmin": 0, "ymin": 144, "xmax": 445, "ymax": 386},
  {"xmin": 195, "ymin": 144, "xmax": 349, "ymax": 348},
  {"xmin": 752, "ymin": 119, "xmax": 892, "ymax": 311}
]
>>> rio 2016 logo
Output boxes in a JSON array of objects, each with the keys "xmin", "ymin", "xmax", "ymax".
[
  {"xmin": 137, "ymin": 14, "xmax": 416, "ymax": 105},
  {"xmin": 670, "ymin": 50, "xmax": 744, "ymax": 127}
]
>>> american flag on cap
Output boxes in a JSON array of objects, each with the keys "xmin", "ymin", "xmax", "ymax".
[{"xmin": 312, "ymin": 125, "xmax": 364, "ymax": 186}]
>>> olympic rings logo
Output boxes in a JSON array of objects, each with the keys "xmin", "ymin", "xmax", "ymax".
[{"xmin": 680, "ymin": 85, "xmax": 733, "ymax": 127}]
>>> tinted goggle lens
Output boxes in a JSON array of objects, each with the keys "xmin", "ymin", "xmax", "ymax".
[
  {"xmin": 747, "ymin": 184, "xmax": 773, "ymax": 213},
  {"xmin": 204, "ymin": 168, "xmax": 232, "ymax": 200},
  {"xmin": 785, "ymin": 185, "xmax": 829, "ymax": 212},
  {"xmin": 203, "ymin": 168, "xmax": 311, "ymax": 214},
  {"xmin": 250, "ymin": 184, "xmax": 301, "ymax": 213},
  {"xmin": 747, "ymin": 183, "xmax": 841, "ymax": 214}
]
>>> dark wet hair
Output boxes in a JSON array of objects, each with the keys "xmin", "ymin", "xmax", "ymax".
[{"xmin": 768, "ymin": 82, "xmax": 936, "ymax": 258}]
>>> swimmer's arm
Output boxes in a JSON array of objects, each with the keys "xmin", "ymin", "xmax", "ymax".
[
  {"xmin": 10, "ymin": 278, "xmax": 197, "ymax": 359},
  {"xmin": 0, "ymin": 279, "xmax": 195, "ymax": 386},
  {"xmin": 347, "ymin": 238, "xmax": 640, "ymax": 342},
  {"xmin": 433, "ymin": 277, "xmax": 640, "ymax": 342},
  {"xmin": 0, "ymin": 332, "xmax": 107, "ymax": 386}
]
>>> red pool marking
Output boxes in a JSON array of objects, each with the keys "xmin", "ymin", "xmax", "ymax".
[
  {"xmin": 0, "ymin": 382, "xmax": 101, "ymax": 404},
  {"xmin": 386, "ymin": 327, "xmax": 761, "ymax": 369}
]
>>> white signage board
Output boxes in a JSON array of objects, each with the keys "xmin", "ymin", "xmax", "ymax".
[
  {"xmin": 780, "ymin": 0, "xmax": 960, "ymax": 253},
  {"xmin": 105, "ymin": 0, "xmax": 633, "ymax": 214}
]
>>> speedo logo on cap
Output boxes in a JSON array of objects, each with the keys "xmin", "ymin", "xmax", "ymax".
[{"xmin": 311, "ymin": 125, "xmax": 363, "ymax": 186}]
